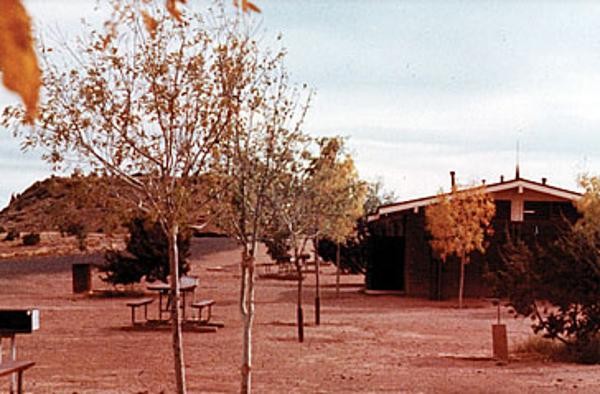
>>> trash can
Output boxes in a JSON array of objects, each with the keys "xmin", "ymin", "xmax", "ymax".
[{"xmin": 72, "ymin": 263, "xmax": 92, "ymax": 293}]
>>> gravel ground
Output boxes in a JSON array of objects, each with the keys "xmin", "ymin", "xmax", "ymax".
[{"xmin": 0, "ymin": 237, "xmax": 599, "ymax": 393}]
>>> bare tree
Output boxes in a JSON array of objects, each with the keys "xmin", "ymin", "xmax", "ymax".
[
  {"xmin": 1, "ymin": 3, "xmax": 252, "ymax": 392},
  {"xmin": 268, "ymin": 137, "xmax": 365, "ymax": 340},
  {"xmin": 210, "ymin": 35, "xmax": 311, "ymax": 392}
]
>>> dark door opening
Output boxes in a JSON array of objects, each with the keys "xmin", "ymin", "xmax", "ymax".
[{"xmin": 368, "ymin": 236, "xmax": 405, "ymax": 291}]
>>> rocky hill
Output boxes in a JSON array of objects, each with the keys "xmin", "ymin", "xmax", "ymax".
[
  {"xmin": 0, "ymin": 175, "xmax": 221, "ymax": 235},
  {"xmin": 0, "ymin": 175, "xmax": 122, "ymax": 233}
]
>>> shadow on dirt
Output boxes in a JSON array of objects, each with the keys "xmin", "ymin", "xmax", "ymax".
[{"xmin": 0, "ymin": 253, "xmax": 103, "ymax": 277}]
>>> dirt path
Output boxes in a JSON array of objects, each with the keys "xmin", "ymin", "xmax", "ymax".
[{"xmin": 0, "ymin": 238, "xmax": 598, "ymax": 393}]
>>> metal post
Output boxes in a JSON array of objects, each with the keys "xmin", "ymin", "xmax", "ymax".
[{"xmin": 497, "ymin": 303, "xmax": 501, "ymax": 325}]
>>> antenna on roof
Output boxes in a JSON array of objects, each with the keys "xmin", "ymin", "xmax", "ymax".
[{"xmin": 515, "ymin": 139, "xmax": 520, "ymax": 179}]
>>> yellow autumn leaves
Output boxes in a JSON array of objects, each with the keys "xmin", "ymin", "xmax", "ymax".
[
  {"xmin": 0, "ymin": 0, "xmax": 260, "ymax": 124},
  {"xmin": 425, "ymin": 184, "xmax": 496, "ymax": 263}
]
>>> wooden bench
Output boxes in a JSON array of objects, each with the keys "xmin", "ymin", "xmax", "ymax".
[
  {"xmin": 126, "ymin": 298, "xmax": 154, "ymax": 325},
  {"xmin": 191, "ymin": 299, "xmax": 215, "ymax": 324},
  {"xmin": 0, "ymin": 360, "xmax": 35, "ymax": 394}
]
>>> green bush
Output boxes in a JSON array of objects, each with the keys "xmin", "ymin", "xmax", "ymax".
[
  {"xmin": 264, "ymin": 230, "xmax": 292, "ymax": 263},
  {"xmin": 316, "ymin": 219, "xmax": 369, "ymax": 274},
  {"xmin": 99, "ymin": 216, "xmax": 191, "ymax": 286},
  {"xmin": 493, "ymin": 226, "xmax": 600, "ymax": 363},
  {"xmin": 63, "ymin": 222, "xmax": 88, "ymax": 251},
  {"xmin": 4, "ymin": 229, "xmax": 20, "ymax": 241},
  {"xmin": 22, "ymin": 232, "xmax": 41, "ymax": 246}
]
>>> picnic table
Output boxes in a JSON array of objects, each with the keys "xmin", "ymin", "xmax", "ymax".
[{"xmin": 146, "ymin": 276, "xmax": 198, "ymax": 321}]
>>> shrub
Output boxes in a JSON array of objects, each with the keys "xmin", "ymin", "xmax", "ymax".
[
  {"xmin": 513, "ymin": 336, "xmax": 568, "ymax": 361},
  {"xmin": 65, "ymin": 222, "xmax": 88, "ymax": 251},
  {"xmin": 264, "ymin": 231, "xmax": 292, "ymax": 263},
  {"xmin": 316, "ymin": 235, "xmax": 367, "ymax": 274},
  {"xmin": 22, "ymin": 232, "xmax": 41, "ymax": 246},
  {"xmin": 492, "ymin": 226, "xmax": 600, "ymax": 362},
  {"xmin": 99, "ymin": 216, "xmax": 191, "ymax": 286},
  {"xmin": 3, "ymin": 229, "xmax": 20, "ymax": 241}
]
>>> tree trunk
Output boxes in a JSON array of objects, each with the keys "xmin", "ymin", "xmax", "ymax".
[
  {"xmin": 335, "ymin": 243, "xmax": 341, "ymax": 297},
  {"xmin": 458, "ymin": 254, "xmax": 466, "ymax": 309},
  {"xmin": 168, "ymin": 224, "xmax": 187, "ymax": 394},
  {"xmin": 240, "ymin": 247, "xmax": 256, "ymax": 394},
  {"xmin": 296, "ymin": 259, "xmax": 304, "ymax": 343},
  {"xmin": 314, "ymin": 238, "xmax": 321, "ymax": 326}
]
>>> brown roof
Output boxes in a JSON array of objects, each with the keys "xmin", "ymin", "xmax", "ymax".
[{"xmin": 369, "ymin": 176, "xmax": 582, "ymax": 221}]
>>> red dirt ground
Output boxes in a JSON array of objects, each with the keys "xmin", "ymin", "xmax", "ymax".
[{"xmin": 0, "ymin": 237, "xmax": 599, "ymax": 393}]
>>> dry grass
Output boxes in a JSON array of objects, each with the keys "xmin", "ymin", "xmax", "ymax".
[{"xmin": 514, "ymin": 335, "xmax": 600, "ymax": 364}]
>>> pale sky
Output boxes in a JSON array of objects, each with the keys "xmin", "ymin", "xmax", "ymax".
[{"xmin": 2, "ymin": 0, "xmax": 600, "ymax": 207}]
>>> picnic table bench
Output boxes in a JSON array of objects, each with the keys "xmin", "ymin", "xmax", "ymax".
[
  {"xmin": 191, "ymin": 299, "xmax": 224, "ymax": 329},
  {"xmin": 191, "ymin": 299, "xmax": 215, "ymax": 324},
  {"xmin": 0, "ymin": 360, "xmax": 35, "ymax": 394},
  {"xmin": 126, "ymin": 298, "xmax": 154, "ymax": 325}
]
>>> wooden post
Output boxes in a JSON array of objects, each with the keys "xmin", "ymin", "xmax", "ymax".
[
  {"xmin": 297, "ymin": 305, "xmax": 304, "ymax": 343},
  {"xmin": 492, "ymin": 324, "xmax": 508, "ymax": 362},
  {"xmin": 491, "ymin": 301, "xmax": 508, "ymax": 363},
  {"xmin": 295, "ymin": 253, "xmax": 305, "ymax": 343},
  {"xmin": 314, "ymin": 239, "xmax": 321, "ymax": 326}
]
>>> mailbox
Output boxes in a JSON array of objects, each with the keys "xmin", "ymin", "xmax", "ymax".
[{"xmin": 0, "ymin": 309, "xmax": 40, "ymax": 334}]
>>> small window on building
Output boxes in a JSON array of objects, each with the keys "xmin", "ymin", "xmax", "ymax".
[{"xmin": 524, "ymin": 201, "xmax": 550, "ymax": 220}]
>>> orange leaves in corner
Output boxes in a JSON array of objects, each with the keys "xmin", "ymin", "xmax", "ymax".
[
  {"xmin": 0, "ymin": 0, "xmax": 262, "ymax": 124},
  {"xmin": 0, "ymin": 0, "xmax": 41, "ymax": 123},
  {"xmin": 234, "ymin": 0, "xmax": 261, "ymax": 13}
]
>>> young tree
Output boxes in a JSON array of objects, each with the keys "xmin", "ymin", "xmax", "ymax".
[
  {"xmin": 316, "ymin": 178, "xmax": 397, "ymax": 278},
  {"xmin": 210, "ymin": 36, "xmax": 311, "ymax": 392},
  {"xmin": 574, "ymin": 175, "xmax": 600, "ymax": 236},
  {"xmin": 305, "ymin": 137, "xmax": 365, "ymax": 318},
  {"xmin": 2, "ymin": 3, "xmax": 252, "ymax": 392},
  {"xmin": 268, "ymin": 137, "xmax": 365, "ymax": 339},
  {"xmin": 268, "ymin": 148, "xmax": 313, "ymax": 342},
  {"xmin": 425, "ymin": 184, "xmax": 495, "ymax": 308}
]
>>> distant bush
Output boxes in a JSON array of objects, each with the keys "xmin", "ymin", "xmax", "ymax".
[
  {"xmin": 317, "ymin": 219, "xmax": 370, "ymax": 274},
  {"xmin": 22, "ymin": 232, "xmax": 41, "ymax": 246},
  {"xmin": 264, "ymin": 231, "xmax": 291, "ymax": 263},
  {"xmin": 64, "ymin": 222, "xmax": 88, "ymax": 252},
  {"xmin": 99, "ymin": 216, "xmax": 190, "ymax": 286},
  {"xmin": 3, "ymin": 229, "xmax": 20, "ymax": 241}
]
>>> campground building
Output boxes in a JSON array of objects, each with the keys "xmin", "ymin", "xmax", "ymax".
[{"xmin": 366, "ymin": 170, "xmax": 581, "ymax": 300}]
